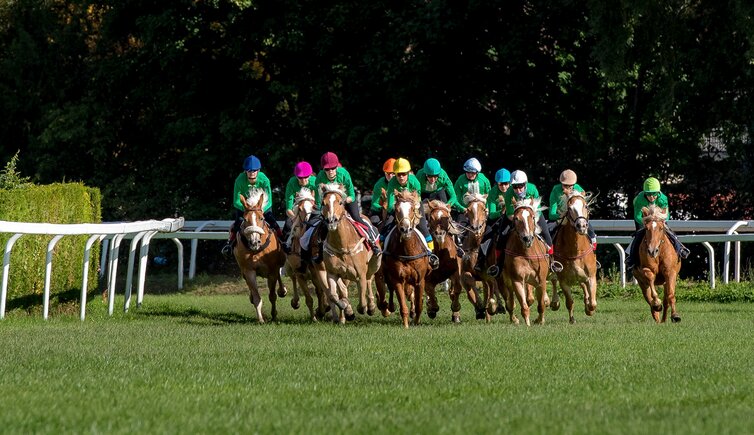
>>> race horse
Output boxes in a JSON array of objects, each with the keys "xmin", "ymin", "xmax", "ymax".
[
  {"xmin": 425, "ymin": 200, "xmax": 464, "ymax": 323},
  {"xmin": 633, "ymin": 204, "xmax": 682, "ymax": 323},
  {"xmin": 500, "ymin": 198, "xmax": 550, "ymax": 325},
  {"xmin": 459, "ymin": 192, "xmax": 498, "ymax": 321},
  {"xmin": 283, "ymin": 188, "xmax": 328, "ymax": 321},
  {"xmin": 320, "ymin": 183, "xmax": 382, "ymax": 323},
  {"xmin": 382, "ymin": 190, "xmax": 431, "ymax": 328},
  {"xmin": 234, "ymin": 189, "xmax": 287, "ymax": 323},
  {"xmin": 550, "ymin": 191, "xmax": 598, "ymax": 323}
]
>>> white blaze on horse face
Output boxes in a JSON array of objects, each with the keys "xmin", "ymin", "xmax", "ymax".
[
  {"xmin": 327, "ymin": 194, "xmax": 336, "ymax": 219},
  {"xmin": 433, "ymin": 209, "xmax": 443, "ymax": 222},
  {"xmin": 652, "ymin": 221, "xmax": 657, "ymax": 230},
  {"xmin": 570, "ymin": 198, "xmax": 585, "ymax": 218},
  {"xmin": 398, "ymin": 201, "xmax": 412, "ymax": 230},
  {"xmin": 521, "ymin": 209, "xmax": 531, "ymax": 235}
]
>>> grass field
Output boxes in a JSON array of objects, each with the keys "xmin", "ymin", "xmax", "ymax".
[{"xmin": 1, "ymin": 274, "xmax": 754, "ymax": 434}]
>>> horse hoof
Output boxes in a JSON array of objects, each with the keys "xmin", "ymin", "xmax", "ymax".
[
  {"xmin": 428, "ymin": 310, "xmax": 437, "ymax": 319},
  {"xmin": 291, "ymin": 299, "xmax": 300, "ymax": 310},
  {"xmin": 357, "ymin": 306, "xmax": 365, "ymax": 315},
  {"xmin": 475, "ymin": 309, "xmax": 485, "ymax": 320},
  {"xmin": 277, "ymin": 287, "xmax": 287, "ymax": 298},
  {"xmin": 495, "ymin": 305, "xmax": 506, "ymax": 315},
  {"xmin": 551, "ymin": 301, "xmax": 560, "ymax": 311},
  {"xmin": 569, "ymin": 317, "xmax": 576, "ymax": 324},
  {"xmin": 671, "ymin": 314, "xmax": 681, "ymax": 323},
  {"xmin": 345, "ymin": 313, "xmax": 356, "ymax": 322},
  {"xmin": 451, "ymin": 314, "xmax": 461, "ymax": 323}
]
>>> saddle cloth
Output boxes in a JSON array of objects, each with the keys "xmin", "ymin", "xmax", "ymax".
[{"xmin": 299, "ymin": 218, "xmax": 378, "ymax": 251}]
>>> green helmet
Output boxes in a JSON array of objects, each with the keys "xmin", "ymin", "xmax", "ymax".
[
  {"xmin": 423, "ymin": 158, "xmax": 441, "ymax": 176},
  {"xmin": 643, "ymin": 177, "xmax": 661, "ymax": 193}
]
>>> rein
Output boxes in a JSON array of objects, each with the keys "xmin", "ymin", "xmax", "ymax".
[{"xmin": 504, "ymin": 248, "xmax": 549, "ymax": 260}]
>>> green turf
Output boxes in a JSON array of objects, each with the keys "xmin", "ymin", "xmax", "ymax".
[{"xmin": 1, "ymin": 277, "xmax": 753, "ymax": 434}]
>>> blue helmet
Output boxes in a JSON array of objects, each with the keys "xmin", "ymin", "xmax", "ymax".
[
  {"xmin": 495, "ymin": 168, "xmax": 511, "ymax": 183},
  {"xmin": 243, "ymin": 155, "xmax": 261, "ymax": 171}
]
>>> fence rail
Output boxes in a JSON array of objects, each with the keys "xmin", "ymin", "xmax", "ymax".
[{"xmin": 0, "ymin": 218, "xmax": 184, "ymax": 320}]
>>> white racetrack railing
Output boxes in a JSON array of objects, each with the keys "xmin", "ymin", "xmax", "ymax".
[
  {"xmin": 0, "ymin": 218, "xmax": 184, "ymax": 320},
  {"xmin": 169, "ymin": 219, "xmax": 754, "ymax": 290}
]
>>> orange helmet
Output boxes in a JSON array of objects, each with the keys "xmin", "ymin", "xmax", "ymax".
[{"xmin": 382, "ymin": 158, "xmax": 397, "ymax": 173}]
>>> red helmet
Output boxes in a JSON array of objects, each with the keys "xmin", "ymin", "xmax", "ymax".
[{"xmin": 320, "ymin": 152, "xmax": 340, "ymax": 169}]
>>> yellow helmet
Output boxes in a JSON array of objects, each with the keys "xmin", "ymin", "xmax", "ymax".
[{"xmin": 393, "ymin": 158, "xmax": 411, "ymax": 174}]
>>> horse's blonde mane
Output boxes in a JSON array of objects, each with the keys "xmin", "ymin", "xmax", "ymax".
[
  {"xmin": 558, "ymin": 191, "xmax": 587, "ymax": 218},
  {"xmin": 319, "ymin": 182, "xmax": 346, "ymax": 198},
  {"xmin": 427, "ymin": 199, "xmax": 450, "ymax": 214},
  {"xmin": 245, "ymin": 188, "xmax": 267, "ymax": 209},
  {"xmin": 294, "ymin": 187, "xmax": 315, "ymax": 205},
  {"xmin": 463, "ymin": 192, "xmax": 487, "ymax": 205},
  {"xmin": 642, "ymin": 204, "xmax": 667, "ymax": 223}
]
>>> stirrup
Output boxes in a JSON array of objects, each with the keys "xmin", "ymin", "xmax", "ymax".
[
  {"xmin": 221, "ymin": 242, "xmax": 233, "ymax": 259},
  {"xmin": 679, "ymin": 247, "xmax": 690, "ymax": 259},
  {"xmin": 429, "ymin": 253, "xmax": 440, "ymax": 270},
  {"xmin": 550, "ymin": 260, "xmax": 564, "ymax": 273},
  {"xmin": 486, "ymin": 265, "xmax": 500, "ymax": 278}
]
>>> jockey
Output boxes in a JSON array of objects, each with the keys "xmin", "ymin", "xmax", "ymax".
[
  {"xmin": 503, "ymin": 170, "xmax": 553, "ymax": 251},
  {"xmin": 625, "ymin": 177, "xmax": 690, "ymax": 270},
  {"xmin": 281, "ymin": 161, "xmax": 317, "ymax": 252},
  {"xmin": 221, "ymin": 155, "xmax": 282, "ymax": 258},
  {"xmin": 547, "ymin": 169, "xmax": 597, "ymax": 250},
  {"xmin": 472, "ymin": 167, "xmax": 511, "ymax": 276},
  {"xmin": 368, "ymin": 158, "xmax": 396, "ymax": 223},
  {"xmin": 304, "ymin": 151, "xmax": 380, "ymax": 264},
  {"xmin": 453, "ymin": 157, "xmax": 491, "ymax": 214},
  {"xmin": 414, "ymin": 158, "xmax": 462, "ymax": 210},
  {"xmin": 381, "ymin": 157, "xmax": 440, "ymax": 269}
]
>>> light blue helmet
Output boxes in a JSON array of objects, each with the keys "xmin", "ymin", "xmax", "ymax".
[
  {"xmin": 423, "ymin": 158, "xmax": 442, "ymax": 176},
  {"xmin": 463, "ymin": 158, "xmax": 482, "ymax": 173},
  {"xmin": 243, "ymin": 155, "xmax": 261, "ymax": 171},
  {"xmin": 495, "ymin": 168, "xmax": 511, "ymax": 183}
]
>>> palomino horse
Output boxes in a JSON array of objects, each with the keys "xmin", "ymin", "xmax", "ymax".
[
  {"xmin": 383, "ymin": 190, "xmax": 431, "ymax": 328},
  {"xmin": 234, "ymin": 189, "xmax": 287, "ymax": 323},
  {"xmin": 459, "ymin": 192, "xmax": 498, "ymax": 321},
  {"xmin": 550, "ymin": 191, "xmax": 598, "ymax": 323},
  {"xmin": 320, "ymin": 183, "xmax": 382, "ymax": 323},
  {"xmin": 500, "ymin": 198, "xmax": 549, "ymax": 325},
  {"xmin": 283, "ymin": 188, "xmax": 328, "ymax": 321},
  {"xmin": 425, "ymin": 200, "xmax": 464, "ymax": 323},
  {"xmin": 633, "ymin": 204, "xmax": 682, "ymax": 323}
]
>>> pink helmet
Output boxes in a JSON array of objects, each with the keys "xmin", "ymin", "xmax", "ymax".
[
  {"xmin": 294, "ymin": 161, "xmax": 313, "ymax": 178},
  {"xmin": 320, "ymin": 152, "xmax": 340, "ymax": 169}
]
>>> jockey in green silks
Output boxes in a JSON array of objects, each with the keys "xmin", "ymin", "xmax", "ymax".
[
  {"xmin": 547, "ymin": 169, "xmax": 597, "ymax": 251},
  {"xmin": 625, "ymin": 177, "xmax": 690, "ymax": 270}
]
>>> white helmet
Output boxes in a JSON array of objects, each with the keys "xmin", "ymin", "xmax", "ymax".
[
  {"xmin": 510, "ymin": 170, "xmax": 528, "ymax": 185},
  {"xmin": 463, "ymin": 158, "xmax": 482, "ymax": 173}
]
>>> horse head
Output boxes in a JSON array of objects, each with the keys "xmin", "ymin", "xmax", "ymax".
[
  {"xmin": 563, "ymin": 191, "xmax": 590, "ymax": 235},
  {"xmin": 240, "ymin": 188, "xmax": 268, "ymax": 251},
  {"xmin": 511, "ymin": 197, "xmax": 542, "ymax": 248},
  {"xmin": 320, "ymin": 183, "xmax": 347, "ymax": 231},
  {"xmin": 642, "ymin": 204, "xmax": 668, "ymax": 258},
  {"xmin": 293, "ymin": 187, "xmax": 315, "ymax": 225},
  {"xmin": 463, "ymin": 192, "xmax": 488, "ymax": 237},
  {"xmin": 394, "ymin": 189, "xmax": 421, "ymax": 239},
  {"xmin": 427, "ymin": 200, "xmax": 455, "ymax": 244}
]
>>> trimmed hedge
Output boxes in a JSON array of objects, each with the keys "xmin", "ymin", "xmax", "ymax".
[{"xmin": 0, "ymin": 183, "xmax": 101, "ymax": 303}]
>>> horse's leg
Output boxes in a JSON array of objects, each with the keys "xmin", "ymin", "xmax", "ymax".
[
  {"xmin": 583, "ymin": 275, "xmax": 597, "ymax": 316},
  {"xmin": 289, "ymin": 269, "xmax": 301, "ymax": 310},
  {"xmin": 356, "ymin": 264, "xmax": 368, "ymax": 316},
  {"xmin": 512, "ymin": 280, "xmax": 530, "ymax": 326},
  {"xmin": 366, "ymin": 278, "xmax": 377, "ymax": 316},
  {"xmin": 550, "ymin": 276, "xmax": 561, "ymax": 311},
  {"xmin": 561, "ymin": 282, "xmax": 576, "ymax": 324},
  {"xmin": 243, "ymin": 269, "xmax": 264, "ymax": 323},
  {"xmin": 484, "ymin": 279, "xmax": 497, "ymax": 323},
  {"xmin": 374, "ymin": 269, "xmax": 390, "ymax": 317},
  {"xmin": 526, "ymin": 284, "xmax": 535, "ymax": 307},
  {"xmin": 425, "ymin": 280, "xmax": 439, "ymax": 319},
  {"xmin": 413, "ymin": 282, "xmax": 425, "ymax": 325},
  {"xmin": 267, "ymin": 274, "xmax": 279, "ymax": 321},
  {"xmin": 663, "ymin": 271, "xmax": 681, "ymax": 323},
  {"xmin": 502, "ymin": 275, "xmax": 519, "ymax": 325},
  {"xmin": 299, "ymin": 275, "xmax": 316, "ymax": 321},
  {"xmin": 449, "ymin": 272, "xmax": 463, "ymax": 323},
  {"xmin": 395, "ymin": 282, "xmax": 409, "ymax": 328},
  {"xmin": 533, "ymin": 274, "xmax": 547, "ymax": 325},
  {"xmin": 337, "ymin": 278, "xmax": 354, "ymax": 321}
]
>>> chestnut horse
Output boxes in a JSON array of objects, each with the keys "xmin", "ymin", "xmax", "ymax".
[
  {"xmin": 459, "ymin": 192, "xmax": 498, "ymax": 322},
  {"xmin": 234, "ymin": 189, "xmax": 287, "ymax": 323},
  {"xmin": 550, "ymin": 191, "xmax": 598, "ymax": 323},
  {"xmin": 382, "ymin": 190, "xmax": 431, "ymax": 328},
  {"xmin": 320, "ymin": 183, "xmax": 382, "ymax": 323},
  {"xmin": 283, "ymin": 188, "xmax": 328, "ymax": 321},
  {"xmin": 500, "ymin": 198, "xmax": 549, "ymax": 325},
  {"xmin": 425, "ymin": 200, "xmax": 464, "ymax": 323},
  {"xmin": 633, "ymin": 204, "xmax": 682, "ymax": 323}
]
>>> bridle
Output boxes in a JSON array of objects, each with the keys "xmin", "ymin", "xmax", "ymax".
[
  {"xmin": 395, "ymin": 194, "xmax": 421, "ymax": 238},
  {"xmin": 240, "ymin": 206, "xmax": 271, "ymax": 253},
  {"xmin": 464, "ymin": 199, "xmax": 487, "ymax": 237},
  {"xmin": 322, "ymin": 190, "xmax": 346, "ymax": 231}
]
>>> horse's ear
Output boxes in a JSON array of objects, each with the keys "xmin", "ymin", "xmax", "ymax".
[
  {"xmin": 641, "ymin": 206, "xmax": 650, "ymax": 217},
  {"xmin": 255, "ymin": 193, "xmax": 265, "ymax": 209},
  {"xmin": 481, "ymin": 194, "xmax": 488, "ymax": 201},
  {"xmin": 393, "ymin": 189, "xmax": 400, "ymax": 196},
  {"xmin": 239, "ymin": 194, "xmax": 248, "ymax": 209}
]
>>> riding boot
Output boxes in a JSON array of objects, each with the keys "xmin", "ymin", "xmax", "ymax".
[
  {"xmin": 666, "ymin": 229, "xmax": 690, "ymax": 259},
  {"xmin": 312, "ymin": 240, "xmax": 325, "ymax": 264},
  {"xmin": 370, "ymin": 238, "xmax": 382, "ymax": 255}
]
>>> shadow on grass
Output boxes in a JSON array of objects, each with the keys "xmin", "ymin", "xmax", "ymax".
[
  {"xmin": 5, "ymin": 288, "xmax": 101, "ymax": 316},
  {"xmin": 133, "ymin": 305, "xmax": 329, "ymax": 326}
]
